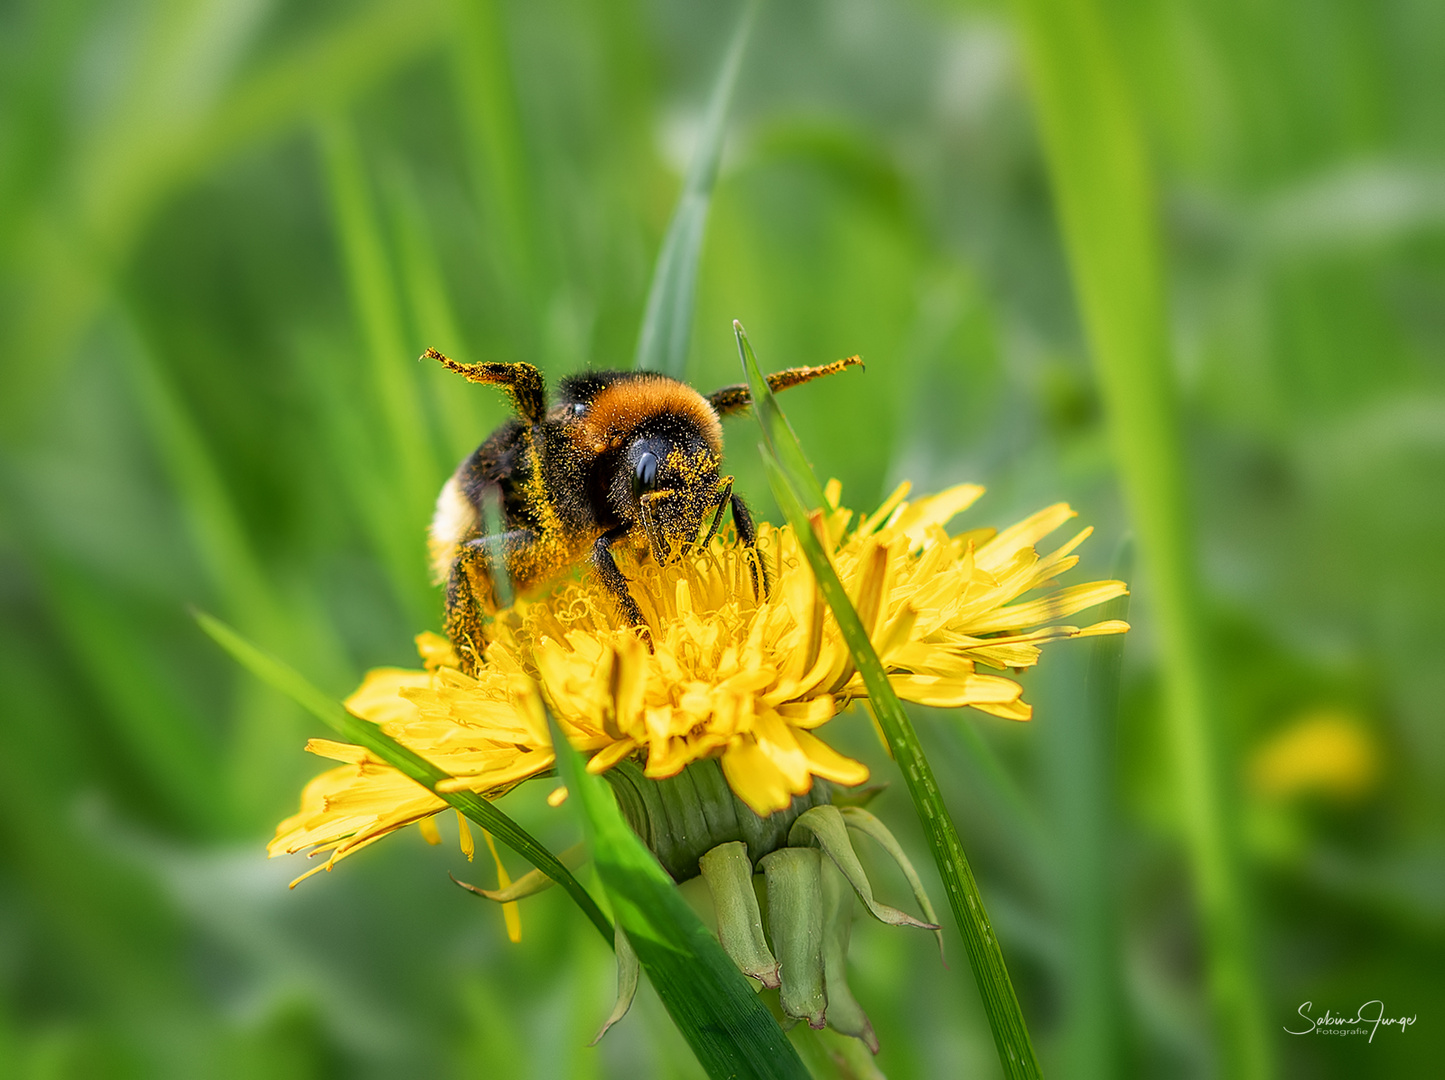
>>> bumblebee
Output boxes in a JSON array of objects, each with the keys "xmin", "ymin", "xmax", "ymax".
[{"xmin": 424, "ymin": 347, "xmax": 861, "ymax": 672}]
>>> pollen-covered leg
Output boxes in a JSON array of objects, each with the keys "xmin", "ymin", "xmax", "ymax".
[
  {"xmin": 730, "ymin": 492, "xmax": 770, "ymax": 600},
  {"xmin": 696, "ymin": 476, "xmax": 734, "ymax": 552},
  {"xmin": 592, "ymin": 526, "xmax": 650, "ymax": 641},
  {"xmin": 445, "ymin": 529, "xmax": 533, "ymax": 674},
  {"xmin": 705, "ymin": 355, "xmax": 863, "ymax": 417},
  {"xmin": 423, "ymin": 347, "xmax": 548, "ymax": 424},
  {"xmin": 637, "ymin": 491, "xmax": 672, "ymax": 565}
]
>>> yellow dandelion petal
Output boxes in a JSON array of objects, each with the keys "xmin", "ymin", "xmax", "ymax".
[
  {"xmin": 587, "ymin": 739, "xmax": 638, "ymax": 775},
  {"xmin": 970, "ymin": 697, "xmax": 1034, "ymax": 722},
  {"xmin": 974, "ymin": 502, "xmax": 1075, "ymax": 568},
  {"xmin": 888, "ymin": 483, "xmax": 986, "ymax": 546},
  {"xmin": 776, "ymin": 695, "xmax": 837, "ymax": 729},
  {"xmin": 963, "ymin": 580, "xmax": 1128, "ymax": 635},
  {"xmin": 881, "ymin": 673, "xmax": 1026, "ymax": 710},
  {"xmin": 792, "ymin": 729, "xmax": 870, "ymax": 787},
  {"xmin": 415, "ymin": 631, "xmax": 460, "ymax": 671},
  {"xmin": 722, "ymin": 737, "xmax": 796, "ymax": 817},
  {"xmin": 304, "ymin": 738, "xmax": 377, "ymax": 764},
  {"xmin": 344, "ymin": 667, "xmax": 436, "ymax": 724},
  {"xmin": 482, "ymin": 829, "xmax": 523, "ymax": 943},
  {"xmin": 455, "ymin": 810, "xmax": 475, "ymax": 861},
  {"xmin": 753, "ymin": 710, "xmax": 815, "ymax": 791}
]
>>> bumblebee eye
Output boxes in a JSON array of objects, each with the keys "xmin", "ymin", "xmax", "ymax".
[
  {"xmin": 571, "ymin": 402, "xmax": 586, "ymax": 416},
  {"xmin": 632, "ymin": 451, "xmax": 659, "ymax": 499}
]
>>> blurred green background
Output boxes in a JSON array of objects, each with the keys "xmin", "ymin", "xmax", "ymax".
[{"xmin": 1, "ymin": 0, "xmax": 1441, "ymax": 1077}]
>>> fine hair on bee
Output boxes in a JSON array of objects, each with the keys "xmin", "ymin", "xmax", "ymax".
[{"xmin": 425, "ymin": 347, "xmax": 862, "ymax": 673}]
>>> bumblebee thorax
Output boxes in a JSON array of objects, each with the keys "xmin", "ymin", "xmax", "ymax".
[{"xmin": 573, "ymin": 374, "xmax": 723, "ymax": 458}]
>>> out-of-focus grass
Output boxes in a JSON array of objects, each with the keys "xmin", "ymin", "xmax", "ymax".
[
  {"xmin": 1, "ymin": 0, "xmax": 1441, "ymax": 1078},
  {"xmin": 1012, "ymin": 0, "xmax": 1268, "ymax": 1074}
]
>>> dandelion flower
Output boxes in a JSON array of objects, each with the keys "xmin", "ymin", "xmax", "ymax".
[{"xmin": 271, "ymin": 480, "xmax": 1127, "ymax": 881}]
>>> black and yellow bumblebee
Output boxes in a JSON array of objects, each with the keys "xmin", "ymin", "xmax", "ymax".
[{"xmin": 423, "ymin": 347, "xmax": 861, "ymax": 672}]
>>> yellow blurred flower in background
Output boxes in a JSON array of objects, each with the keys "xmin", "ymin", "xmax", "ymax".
[{"xmin": 1249, "ymin": 709, "xmax": 1382, "ymax": 803}]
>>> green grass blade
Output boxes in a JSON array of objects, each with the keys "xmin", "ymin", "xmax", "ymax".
[
  {"xmin": 386, "ymin": 164, "xmax": 487, "ymax": 465},
  {"xmin": 547, "ymin": 713, "xmax": 811, "ymax": 1080},
  {"xmin": 195, "ymin": 612, "xmax": 613, "ymax": 943},
  {"xmin": 634, "ymin": 0, "xmax": 760, "ymax": 376},
  {"xmin": 1011, "ymin": 2, "xmax": 1270, "ymax": 1075},
  {"xmin": 761, "ymin": 449, "xmax": 1042, "ymax": 1080},
  {"xmin": 738, "ymin": 325, "xmax": 1040, "ymax": 1077},
  {"xmin": 1053, "ymin": 539, "xmax": 1133, "ymax": 1080},
  {"xmin": 120, "ymin": 316, "xmax": 352, "ymax": 827},
  {"xmin": 316, "ymin": 112, "xmax": 438, "ymax": 618},
  {"xmin": 448, "ymin": 0, "xmax": 540, "ymax": 334},
  {"xmin": 733, "ymin": 321, "xmax": 827, "ymax": 510}
]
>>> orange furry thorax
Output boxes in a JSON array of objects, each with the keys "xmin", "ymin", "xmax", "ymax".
[{"xmin": 575, "ymin": 375, "xmax": 724, "ymax": 456}]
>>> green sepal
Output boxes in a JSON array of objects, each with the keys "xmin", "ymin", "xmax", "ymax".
[
  {"xmin": 789, "ymin": 805, "xmax": 938, "ymax": 931},
  {"xmin": 451, "ymin": 842, "xmax": 589, "ymax": 903},
  {"xmin": 590, "ymin": 923, "xmax": 640, "ymax": 1045},
  {"xmin": 700, "ymin": 841, "xmax": 781, "ymax": 989},
  {"xmin": 759, "ymin": 847, "xmax": 827, "ymax": 1029},
  {"xmin": 819, "ymin": 856, "xmax": 878, "ymax": 1054},
  {"xmin": 840, "ymin": 806, "xmax": 945, "ymax": 959}
]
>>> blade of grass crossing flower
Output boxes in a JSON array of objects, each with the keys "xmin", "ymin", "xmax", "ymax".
[
  {"xmin": 634, "ymin": 0, "xmax": 760, "ymax": 377},
  {"xmin": 1011, "ymin": 1, "xmax": 1269, "ymax": 1075},
  {"xmin": 761, "ymin": 449, "xmax": 1042, "ymax": 1080},
  {"xmin": 547, "ymin": 713, "xmax": 811, "ymax": 1080},
  {"xmin": 734, "ymin": 321, "xmax": 827, "ymax": 510},
  {"xmin": 195, "ymin": 612, "xmax": 612, "ymax": 943}
]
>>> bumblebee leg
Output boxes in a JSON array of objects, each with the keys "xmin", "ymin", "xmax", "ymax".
[
  {"xmin": 592, "ymin": 526, "xmax": 651, "ymax": 644},
  {"xmin": 697, "ymin": 476, "xmax": 734, "ymax": 551},
  {"xmin": 424, "ymin": 348, "xmax": 547, "ymax": 425},
  {"xmin": 730, "ymin": 492, "xmax": 771, "ymax": 599},
  {"xmin": 637, "ymin": 490, "xmax": 672, "ymax": 564},
  {"xmin": 705, "ymin": 355, "xmax": 863, "ymax": 417},
  {"xmin": 445, "ymin": 530, "xmax": 533, "ymax": 674}
]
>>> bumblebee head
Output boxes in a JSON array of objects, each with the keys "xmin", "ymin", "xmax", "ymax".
[{"xmin": 619, "ymin": 433, "xmax": 722, "ymax": 562}]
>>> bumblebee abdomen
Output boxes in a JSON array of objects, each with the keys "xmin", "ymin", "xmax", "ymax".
[{"xmin": 428, "ymin": 473, "xmax": 478, "ymax": 585}]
